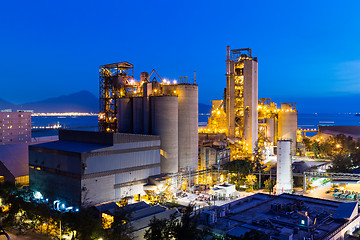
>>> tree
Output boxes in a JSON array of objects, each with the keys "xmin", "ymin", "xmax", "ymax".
[
  {"xmin": 223, "ymin": 159, "xmax": 253, "ymax": 186},
  {"xmin": 264, "ymin": 179, "xmax": 275, "ymax": 194},
  {"xmin": 253, "ymin": 139, "xmax": 265, "ymax": 188},
  {"xmin": 245, "ymin": 175, "xmax": 257, "ymax": 192},
  {"xmin": 106, "ymin": 208, "xmax": 134, "ymax": 240},
  {"xmin": 63, "ymin": 208, "xmax": 103, "ymax": 240},
  {"xmin": 144, "ymin": 204, "xmax": 201, "ymax": 240}
]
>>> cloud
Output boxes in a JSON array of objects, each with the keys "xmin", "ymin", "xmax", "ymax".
[{"xmin": 335, "ymin": 60, "xmax": 360, "ymax": 93}]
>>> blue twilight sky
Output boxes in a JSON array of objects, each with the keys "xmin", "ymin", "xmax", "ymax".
[{"xmin": 1, "ymin": 0, "xmax": 360, "ymax": 112}]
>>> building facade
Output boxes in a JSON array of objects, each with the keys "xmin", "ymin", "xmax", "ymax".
[
  {"xmin": 0, "ymin": 110, "xmax": 31, "ymax": 145},
  {"xmin": 29, "ymin": 130, "xmax": 161, "ymax": 208}
]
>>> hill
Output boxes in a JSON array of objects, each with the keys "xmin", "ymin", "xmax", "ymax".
[
  {"xmin": 17, "ymin": 91, "xmax": 99, "ymax": 113},
  {"xmin": 0, "ymin": 91, "xmax": 99, "ymax": 113}
]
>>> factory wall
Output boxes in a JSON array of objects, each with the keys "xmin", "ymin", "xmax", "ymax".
[
  {"xmin": 29, "ymin": 131, "xmax": 161, "ymax": 207},
  {"xmin": 29, "ymin": 149, "xmax": 82, "ymax": 207},
  {"xmin": 82, "ymin": 139, "xmax": 161, "ymax": 205}
]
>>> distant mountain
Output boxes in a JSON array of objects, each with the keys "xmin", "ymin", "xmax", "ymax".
[
  {"xmin": 0, "ymin": 98, "xmax": 17, "ymax": 110},
  {"xmin": 16, "ymin": 91, "xmax": 99, "ymax": 113},
  {"xmin": 199, "ymin": 103, "xmax": 212, "ymax": 114}
]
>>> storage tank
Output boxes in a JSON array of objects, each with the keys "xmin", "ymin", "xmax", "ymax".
[
  {"xmin": 278, "ymin": 109, "xmax": 297, "ymax": 155},
  {"xmin": 132, "ymin": 97, "xmax": 144, "ymax": 134},
  {"xmin": 117, "ymin": 98, "xmax": 132, "ymax": 133},
  {"xmin": 150, "ymin": 96, "xmax": 179, "ymax": 174},
  {"xmin": 276, "ymin": 140, "xmax": 293, "ymax": 194},
  {"xmin": 265, "ymin": 118, "xmax": 275, "ymax": 144},
  {"xmin": 176, "ymin": 84, "xmax": 198, "ymax": 172}
]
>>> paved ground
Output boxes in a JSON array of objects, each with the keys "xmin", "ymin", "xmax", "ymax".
[{"xmin": 175, "ymin": 190, "xmax": 264, "ymax": 210}]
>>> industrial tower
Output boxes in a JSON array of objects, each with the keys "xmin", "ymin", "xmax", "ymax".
[
  {"xmin": 225, "ymin": 46, "xmax": 258, "ymax": 153},
  {"xmin": 98, "ymin": 62, "xmax": 199, "ymax": 174}
]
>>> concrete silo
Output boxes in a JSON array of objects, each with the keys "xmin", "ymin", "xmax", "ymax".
[
  {"xmin": 276, "ymin": 140, "xmax": 293, "ymax": 194},
  {"xmin": 175, "ymin": 84, "xmax": 198, "ymax": 172},
  {"xmin": 117, "ymin": 98, "xmax": 132, "ymax": 133},
  {"xmin": 265, "ymin": 118, "xmax": 275, "ymax": 144},
  {"xmin": 150, "ymin": 96, "xmax": 179, "ymax": 174},
  {"xmin": 278, "ymin": 103, "xmax": 298, "ymax": 155}
]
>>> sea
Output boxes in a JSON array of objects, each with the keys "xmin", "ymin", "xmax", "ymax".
[{"xmin": 31, "ymin": 113, "xmax": 360, "ymax": 138}]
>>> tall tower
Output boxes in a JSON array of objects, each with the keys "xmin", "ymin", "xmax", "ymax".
[
  {"xmin": 225, "ymin": 46, "xmax": 258, "ymax": 153},
  {"xmin": 276, "ymin": 140, "xmax": 293, "ymax": 194}
]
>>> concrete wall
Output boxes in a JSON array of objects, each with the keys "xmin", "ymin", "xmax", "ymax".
[
  {"xmin": 29, "ymin": 147, "xmax": 82, "ymax": 207},
  {"xmin": 82, "ymin": 139, "xmax": 161, "ymax": 206}
]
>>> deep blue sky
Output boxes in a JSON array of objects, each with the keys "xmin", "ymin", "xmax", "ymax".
[{"xmin": 1, "ymin": 0, "xmax": 360, "ymax": 112}]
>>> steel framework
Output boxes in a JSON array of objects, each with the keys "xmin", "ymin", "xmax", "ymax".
[
  {"xmin": 303, "ymin": 171, "xmax": 360, "ymax": 192},
  {"xmin": 99, "ymin": 62, "xmax": 134, "ymax": 132}
]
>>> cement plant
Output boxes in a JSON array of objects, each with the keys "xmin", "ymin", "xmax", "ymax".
[{"xmin": 2, "ymin": 46, "xmax": 360, "ymax": 240}]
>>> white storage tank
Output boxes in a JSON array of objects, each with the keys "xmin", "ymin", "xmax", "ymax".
[
  {"xmin": 276, "ymin": 140, "xmax": 293, "ymax": 194},
  {"xmin": 150, "ymin": 96, "xmax": 179, "ymax": 174},
  {"xmin": 278, "ymin": 107, "xmax": 297, "ymax": 155}
]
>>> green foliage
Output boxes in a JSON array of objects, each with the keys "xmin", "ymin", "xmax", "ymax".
[
  {"xmin": 264, "ymin": 179, "xmax": 275, "ymax": 193},
  {"xmin": 245, "ymin": 175, "xmax": 257, "ymax": 191},
  {"xmin": 303, "ymin": 134, "xmax": 360, "ymax": 172},
  {"xmin": 144, "ymin": 204, "xmax": 201, "ymax": 240},
  {"xmin": 223, "ymin": 159, "xmax": 253, "ymax": 187}
]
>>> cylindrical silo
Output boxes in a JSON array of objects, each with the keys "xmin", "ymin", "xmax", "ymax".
[
  {"xmin": 150, "ymin": 96, "xmax": 179, "ymax": 174},
  {"xmin": 132, "ymin": 97, "xmax": 144, "ymax": 134},
  {"xmin": 276, "ymin": 140, "xmax": 293, "ymax": 194},
  {"xmin": 265, "ymin": 118, "xmax": 275, "ymax": 144},
  {"xmin": 278, "ymin": 111, "xmax": 297, "ymax": 155},
  {"xmin": 174, "ymin": 84, "xmax": 198, "ymax": 172},
  {"xmin": 117, "ymin": 98, "xmax": 132, "ymax": 133}
]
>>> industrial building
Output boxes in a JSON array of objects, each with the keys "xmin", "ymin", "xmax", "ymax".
[
  {"xmin": 198, "ymin": 143, "xmax": 230, "ymax": 171},
  {"xmin": 29, "ymin": 130, "xmax": 161, "ymax": 207},
  {"xmin": 98, "ymin": 62, "xmax": 198, "ymax": 174},
  {"xmin": 200, "ymin": 46, "xmax": 300, "ymax": 163},
  {"xmin": 0, "ymin": 109, "xmax": 31, "ymax": 145},
  {"xmin": 225, "ymin": 47, "xmax": 258, "ymax": 153},
  {"xmin": 199, "ymin": 193, "xmax": 360, "ymax": 239}
]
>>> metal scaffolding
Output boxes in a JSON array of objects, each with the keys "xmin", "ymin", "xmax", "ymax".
[{"xmin": 99, "ymin": 62, "xmax": 134, "ymax": 132}]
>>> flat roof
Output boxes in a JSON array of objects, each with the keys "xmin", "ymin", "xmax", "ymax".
[
  {"xmin": 210, "ymin": 193, "xmax": 347, "ymax": 239},
  {"xmin": 30, "ymin": 140, "xmax": 111, "ymax": 153}
]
